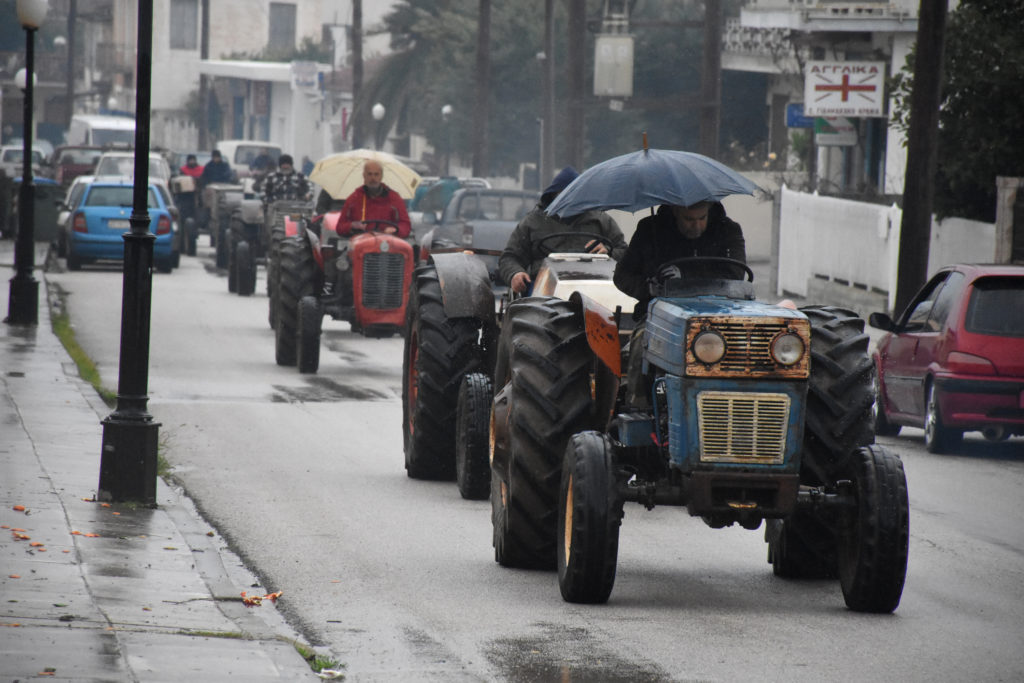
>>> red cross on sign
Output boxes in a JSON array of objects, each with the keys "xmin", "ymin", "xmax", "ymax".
[{"xmin": 803, "ymin": 60, "xmax": 885, "ymax": 118}]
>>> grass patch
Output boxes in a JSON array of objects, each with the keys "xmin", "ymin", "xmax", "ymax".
[
  {"xmin": 293, "ymin": 641, "xmax": 342, "ymax": 675},
  {"xmin": 179, "ymin": 630, "xmax": 248, "ymax": 639},
  {"xmin": 47, "ymin": 285, "xmax": 117, "ymax": 407}
]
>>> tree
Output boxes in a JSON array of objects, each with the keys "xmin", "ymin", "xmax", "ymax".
[{"xmin": 890, "ymin": 0, "xmax": 1024, "ymax": 222}]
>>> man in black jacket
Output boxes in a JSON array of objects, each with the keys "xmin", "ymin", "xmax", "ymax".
[
  {"xmin": 613, "ymin": 200, "xmax": 746, "ymax": 408},
  {"xmin": 613, "ymin": 200, "xmax": 745, "ymax": 313}
]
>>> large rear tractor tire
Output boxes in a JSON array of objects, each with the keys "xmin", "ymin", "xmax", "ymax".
[
  {"xmin": 274, "ymin": 236, "xmax": 315, "ymax": 367},
  {"xmin": 801, "ymin": 306, "xmax": 876, "ymax": 484},
  {"xmin": 236, "ymin": 239, "xmax": 256, "ymax": 296},
  {"xmin": 838, "ymin": 444, "xmax": 909, "ymax": 613},
  {"xmin": 558, "ymin": 431, "xmax": 622, "ymax": 604},
  {"xmin": 456, "ymin": 373, "xmax": 492, "ymax": 500},
  {"xmin": 297, "ymin": 295, "xmax": 322, "ymax": 374},
  {"xmin": 403, "ymin": 266, "xmax": 485, "ymax": 480},
  {"xmin": 267, "ymin": 223, "xmax": 285, "ymax": 329},
  {"xmin": 491, "ymin": 298, "xmax": 596, "ymax": 570}
]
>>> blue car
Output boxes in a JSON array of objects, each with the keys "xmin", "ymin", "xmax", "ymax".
[{"xmin": 66, "ymin": 180, "xmax": 175, "ymax": 272}]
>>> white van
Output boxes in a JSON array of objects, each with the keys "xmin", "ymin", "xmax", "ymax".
[
  {"xmin": 214, "ymin": 140, "xmax": 282, "ymax": 178},
  {"xmin": 67, "ymin": 114, "xmax": 136, "ymax": 147}
]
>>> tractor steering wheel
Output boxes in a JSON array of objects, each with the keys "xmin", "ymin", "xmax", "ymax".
[
  {"xmin": 533, "ymin": 231, "xmax": 615, "ymax": 256},
  {"xmin": 352, "ymin": 219, "xmax": 400, "ymax": 235},
  {"xmin": 653, "ymin": 256, "xmax": 754, "ymax": 283}
]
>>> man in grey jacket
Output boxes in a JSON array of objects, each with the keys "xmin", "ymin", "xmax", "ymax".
[{"xmin": 499, "ymin": 166, "xmax": 627, "ymax": 294}]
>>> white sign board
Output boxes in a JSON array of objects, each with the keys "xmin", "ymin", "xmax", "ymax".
[
  {"xmin": 594, "ymin": 35, "xmax": 634, "ymax": 98},
  {"xmin": 804, "ymin": 61, "xmax": 885, "ymax": 117}
]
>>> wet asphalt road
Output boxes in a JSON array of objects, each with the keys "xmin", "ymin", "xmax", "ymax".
[{"xmin": 44, "ymin": 241, "xmax": 1024, "ymax": 682}]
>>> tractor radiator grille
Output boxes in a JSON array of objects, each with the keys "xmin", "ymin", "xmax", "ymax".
[
  {"xmin": 686, "ymin": 318, "xmax": 810, "ymax": 379},
  {"xmin": 697, "ymin": 391, "xmax": 789, "ymax": 464},
  {"xmin": 361, "ymin": 252, "xmax": 406, "ymax": 309},
  {"xmin": 718, "ymin": 322, "xmax": 784, "ymax": 373}
]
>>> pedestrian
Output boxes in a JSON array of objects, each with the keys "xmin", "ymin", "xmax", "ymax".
[
  {"xmin": 179, "ymin": 154, "xmax": 203, "ymax": 179},
  {"xmin": 255, "ymin": 154, "xmax": 311, "ymax": 205},
  {"xmin": 199, "ymin": 149, "xmax": 234, "ymax": 187},
  {"xmin": 499, "ymin": 166, "xmax": 627, "ymax": 294},
  {"xmin": 613, "ymin": 200, "xmax": 747, "ymax": 408},
  {"xmin": 336, "ymin": 159, "xmax": 411, "ymax": 237}
]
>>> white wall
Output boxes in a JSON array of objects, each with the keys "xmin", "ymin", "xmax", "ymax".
[{"xmin": 776, "ymin": 186, "xmax": 996, "ymax": 311}]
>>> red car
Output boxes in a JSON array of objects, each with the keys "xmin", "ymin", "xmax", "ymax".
[
  {"xmin": 51, "ymin": 145, "xmax": 102, "ymax": 187},
  {"xmin": 869, "ymin": 264, "xmax": 1024, "ymax": 452}
]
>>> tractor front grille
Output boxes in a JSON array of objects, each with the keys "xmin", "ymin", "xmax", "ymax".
[
  {"xmin": 697, "ymin": 391, "xmax": 789, "ymax": 464},
  {"xmin": 361, "ymin": 252, "xmax": 406, "ymax": 309},
  {"xmin": 685, "ymin": 317, "xmax": 810, "ymax": 379}
]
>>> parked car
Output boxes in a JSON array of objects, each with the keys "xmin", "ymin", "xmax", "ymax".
[
  {"xmin": 55, "ymin": 174, "xmax": 96, "ymax": 257},
  {"xmin": 0, "ymin": 146, "xmax": 46, "ymax": 178},
  {"xmin": 94, "ymin": 151, "xmax": 172, "ymax": 184},
  {"xmin": 64, "ymin": 178, "xmax": 176, "ymax": 273},
  {"xmin": 51, "ymin": 145, "xmax": 102, "ymax": 187},
  {"xmin": 418, "ymin": 187, "xmax": 539, "ymax": 297},
  {"xmin": 869, "ymin": 263, "xmax": 1024, "ymax": 452}
]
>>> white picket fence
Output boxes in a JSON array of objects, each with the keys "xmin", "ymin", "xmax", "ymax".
[{"xmin": 776, "ymin": 186, "xmax": 997, "ymax": 312}]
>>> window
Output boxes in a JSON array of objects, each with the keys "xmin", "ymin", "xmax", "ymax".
[
  {"xmin": 966, "ymin": 277, "xmax": 1024, "ymax": 337},
  {"xmin": 925, "ymin": 271, "xmax": 964, "ymax": 332},
  {"xmin": 169, "ymin": 0, "xmax": 198, "ymax": 51},
  {"xmin": 268, "ymin": 3, "xmax": 297, "ymax": 54}
]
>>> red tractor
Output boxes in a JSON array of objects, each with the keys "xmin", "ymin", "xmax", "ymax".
[{"xmin": 272, "ymin": 211, "xmax": 415, "ymax": 372}]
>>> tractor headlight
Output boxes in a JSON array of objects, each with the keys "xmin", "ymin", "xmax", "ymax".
[
  {"xmin": 693, "ymin": 330, "xmax": 726, "ymax": 364},
  {"xmin": 771, "ymin": 332, "xmax": 805, "ymax": 366}
]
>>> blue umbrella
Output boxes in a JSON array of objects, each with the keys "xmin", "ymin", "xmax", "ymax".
[{"xmin": 545, "ymin": 148, "xmax": 761, "ymax": 217}]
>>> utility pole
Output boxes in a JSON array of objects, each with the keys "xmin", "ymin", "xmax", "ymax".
[
  {"xmin": 567, "ymin": 0, "xmax": 586, "ymax": 170},
  {"xmin": 472, "ymin": 0, "xmax": 491, "ymax": 175},
  {"xmin": 351, "ymin": 0, "xmax": 364, "ymax": 148},
  {"xmin": 894, "ymin": 0, "xmax": 947, "ymax": 315},
  {"xmin": 198, "ymin": 0, "xmax": 209, "ymax": 149},
  {"xmin": 699, "ymin": 0, "xmax": 722, "ymax": 159},
  {"xmin": 65, "ymin": 0, "xmax": 76, "ymax": 130},
  {"xmin": 540, "ymin": 0, "xmax": 555, "ymax": 185}
]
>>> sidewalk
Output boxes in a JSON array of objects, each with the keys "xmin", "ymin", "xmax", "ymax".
[{"xmin": 0, "ymin": 240, "xmax": 321, "ymax": 681}]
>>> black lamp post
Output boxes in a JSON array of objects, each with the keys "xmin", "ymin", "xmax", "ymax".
[
  {"xmin": 98, "ymin": 0, "xmax": 160, "ymax": 505},
  {"xmin": 5, "ymin": 0, "xmax": 48, "ymax": 326}
]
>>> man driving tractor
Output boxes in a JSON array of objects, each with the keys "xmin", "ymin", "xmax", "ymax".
[{"xmin": 336, "ymin": 159, "xmax": 411, "ymax": 238}]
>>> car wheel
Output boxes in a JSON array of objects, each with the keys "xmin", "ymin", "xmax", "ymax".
[{"xmin": 924, "ymin": 382, "xmax": 962, "ymax": 453}]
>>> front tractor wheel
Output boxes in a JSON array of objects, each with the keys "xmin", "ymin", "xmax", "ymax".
[
  {"xmin": 274, "ymin": 236, "xmax": 315, "ymax": 367},
  {"xmin": 491, "ymin": 298, "xmax": 596, "ymax": 570},
  {"xmin": 297, "ymin": 295, "xmax": 323, "ymax": 374},
  {"xmin": 558, "ymin": 431, "xmax": 622, "ymax": 604},
  {"xmin": 403, "ymin": 266, "xmax": 485, "ymax": 480},
  {"xmin": 456, "ymin": 373, "xmax": 492, "ymax": 500},
  {"xmin": 838, "ymin": 444, "xmax": 909, "ymax": 613},
  {"xmin": 236, "ymin": 239, "xmax": 256, "ymax": 296}
]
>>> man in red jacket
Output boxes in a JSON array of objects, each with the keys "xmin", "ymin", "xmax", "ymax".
[{"xmin": 337, "ymin": 159, "xmax": 411, "ymax": 237}]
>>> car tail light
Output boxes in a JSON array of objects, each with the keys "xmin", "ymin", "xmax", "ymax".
[
  {"xmin": 72, "ymin": 212, "xmax": 87, "ymax": 233},
  {"xmin": 946, "ymin": 351, "xmax": 996, "ymax": 376},
  {"xmin": 156, "ymin": 215, "xmax": 171, "ymax": 235}
]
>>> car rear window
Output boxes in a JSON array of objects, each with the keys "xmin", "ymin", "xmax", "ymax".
[
  {"xmin": 60, "ymin": 149, "xmax": 100, "ymax": 164},
  {"xmin": 84, "ymin": 186, "xmax": 160, "ymax": 209},
  {"xmin": 965, "ymin": 277, "xmax": 1024, "ymax": 337}
]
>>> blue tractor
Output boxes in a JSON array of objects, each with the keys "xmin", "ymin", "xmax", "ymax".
[{"xmin": 487, "ymin": 256, "xmax": 909, "ymax": 612}]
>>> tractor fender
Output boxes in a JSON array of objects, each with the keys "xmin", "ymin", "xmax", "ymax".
[
  {"xmin": 569, "ymin": 291, "xmax": 622, "ymax": 430},
  {"xmin": 238, "ymin": 199, "xmax": 263, "ymax": 225},
  {"xmin": 304, "ymin": 225, "xmax": 323, "ymax": 269},
  {"xmin": 431, "ymin": 252, "xmax": 495, "ymax": 322}
]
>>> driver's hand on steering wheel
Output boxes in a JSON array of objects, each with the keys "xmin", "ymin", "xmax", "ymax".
[
  {"xmin": 584, "ymin": 239, "xmax": 608, "ymax": 255},
  {"xmin": 511, "ymin": 271, "xmax": 532, "ymax": 293},
  {"xmin": 351, "ymin": 220, "xmax": 365, "ymax": 231},
  {"xmin": 382, "ymin": 225, "xmax": 397, "ymax": 234},
  {"xmin": 658, "ymin": 264, "xmax": 682, "ymax": 280}
]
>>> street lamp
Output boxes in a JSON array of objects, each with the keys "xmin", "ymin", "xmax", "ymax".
[
  {"xmin": 5, "ymin": 0, "xmax": 48, "ymax": 326},
  {"xmin": 371, "ymin": 102, "xmax": 385, "ymax": 151},
  {"xmin": 441, "ymin": 104, "xmax": 452, "ymax": 176}
]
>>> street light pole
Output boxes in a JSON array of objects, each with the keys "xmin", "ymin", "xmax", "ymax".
[
  {"xmin": 441, "ymin": 104, "xmax": 452, "ymax": 176},
  {"xmin": 5, "ymin": 0, "xmax": 48, "ymax": 326},
  {"xmin": 371, "ymin": 102, "xmax": 385, "ymax": 151},
  {"xmin": 98, "ymin": 0, "xmax": 160, "ymax": 505}
]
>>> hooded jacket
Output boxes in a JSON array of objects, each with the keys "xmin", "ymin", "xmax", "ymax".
[{"xmin": 498, "ymin": 166, "xmax": 627, "ymax": 285}]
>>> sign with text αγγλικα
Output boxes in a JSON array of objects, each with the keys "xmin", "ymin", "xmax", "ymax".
[{"xmin": 804, "ymin": 61, "xmax": 885, "ymax": 117}]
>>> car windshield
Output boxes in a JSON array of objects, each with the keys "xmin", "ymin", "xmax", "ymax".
[
  {"xmin": 84, "ymin": 186, "xmax": 159, "ymax": 209},
  {"xmin": 234, "ymin": 146, "xmax": 280, "ymax": 169},
  {"xmin": 2, "ymin": 149, "xmax": 44, "ymax": 163},
  {"xmin": 965, "ymin": 277, "xmax": 1024, "ymax": 337},
  {"xmin": 95, "ymin": 157, "xmax": 169, "ymax": 181}
]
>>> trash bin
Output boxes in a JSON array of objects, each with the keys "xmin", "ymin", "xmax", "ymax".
[{"xmin": 12, "ymin": 177, "xmax": 61, "ymax": 243}]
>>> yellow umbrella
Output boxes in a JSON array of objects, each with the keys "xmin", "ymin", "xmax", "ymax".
[{"xmin": 309, "ymin": 149, "xmax": 423, "ymax": 200}]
